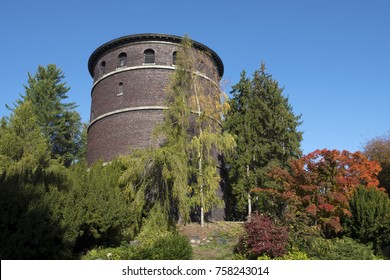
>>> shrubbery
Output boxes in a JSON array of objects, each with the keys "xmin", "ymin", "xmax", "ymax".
[
  {"xmin": 62, "ymin": 161, "xmax": 132, "ymax": 254},
  {"xmin": 346, "ymin": 186, "xmax": 390, "ymax": 250},
  {"xmin": 302, "ymin": 237, "xmax": 380, "ymax": 260},
  {"xmin": 236, "ymin": 212, "xmax": 289, "ymax": 259},
  {"xmin": 83, "ymin": 233, "xmax": 193, "ymax": 260},
  {"xmin": 257, "ymin": 249, "xmax": 310, "ymax": 260}
]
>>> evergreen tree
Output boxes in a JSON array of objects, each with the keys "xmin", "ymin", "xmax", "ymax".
[
  {"xmin": 224, "ymin": 64, "xmax": 302, "ymax": 219},
  {"xmin": 13, "ymin": 64, "xmax": 84, "ymax": 166},
  {"xmin": 0, "ymin": 101, "xmax": 50, "ymax": 174},
  {"xmin": 346, "ymin": 186, "xmax": 390, "ymax": 251},
  {"xmin": 0, "ymin": 101, "xmax": 71, "ymax": 259}
]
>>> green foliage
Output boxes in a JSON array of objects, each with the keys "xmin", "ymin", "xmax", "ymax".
[
  {"xmin": 119, "ymin": 147, "xmax": 190, "ymax": 235},
  {"xmin": 0, "ymin": 65, "xmax": 127, "ymax": 259},
  {"xmin": 171, "ymin": 36, "xmax": 235, "ymax": 226},
  {"xmin": 63, "ymin": 161, "xmax": 132, "ymax": 253},
  {"xmin": 82, "ymin": 233, "xmax": 193, "ymax": 260},
  {"xmin": 258, "ymin": 249, "xmax": 310, "ymax": 260},
  {"xmin": 224, "ymin": 65, "xmax": 302, "ymax": 219},
  {"xmin": 0, "ymin": 174, "xmax": 71, "ymax": 259},
  {"xmin": 142, "ymin": 233, "xmax": 193, "ymax": 260},
  {"xmin": 0, "ymin": 159, "xmax": 70, "ymax": 259},
  {"xmin": 0, "ymin": 101, "xmax": 51, "ymax": 174},
  {"xmin": 122, "ymin": 35, "xmax": 235, "ymax": 228},
  {"xmin": 135, "ymin": 205, "xmax": 173, "ymax": 247},
  {"xmin": 14, "ymin": 64, "xmax": 85, "ymax": 166},
  {"xmin": 0, "ymin": 104, "xmax": 130, "ymax": 259},
  {"xmin": 0, "ymin": 98, "xmax": 70, "ymax": 259},
  {"xmin": 346, "ymin": 186, "xmax": 390, "ymax": 249},
  {"xmin": 302, "ymin": 237, "xmax": 380, "ymax": 260}
]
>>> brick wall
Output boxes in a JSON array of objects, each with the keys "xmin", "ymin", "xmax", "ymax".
[{"xmin": 87, "ymin": 35, "xmax": 221, "ymax": 165}]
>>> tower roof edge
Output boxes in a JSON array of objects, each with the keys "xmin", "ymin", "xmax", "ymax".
[{"xmin": 88, "ymin": 33, "xmax": 224, "ymax": 78}]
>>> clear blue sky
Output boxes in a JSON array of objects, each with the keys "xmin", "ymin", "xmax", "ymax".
[{"xmin": 1, "ymin": 0, "xmax": 389, "ymax": 154}]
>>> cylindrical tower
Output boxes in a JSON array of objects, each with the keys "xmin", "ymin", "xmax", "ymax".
[{"xmin": 87, "ymin": 33, "xmax": 224, "ymax": 165}]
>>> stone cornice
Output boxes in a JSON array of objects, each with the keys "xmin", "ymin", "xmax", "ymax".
[{"xmin": 88, "ymin": 33, "xmax": 224, "ymax": 78}]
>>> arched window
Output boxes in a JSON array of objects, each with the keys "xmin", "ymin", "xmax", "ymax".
[
  {"xmin": 118, "ymin": 52, "xmax": 127, "ymax": 68},
  {"xmin": 144, "ymin": 49, "xmax": 155, "ymax": 64},
  {"xmin": 118, "ymin": 82, "xmax": 124, "ymax": 96},
  {"xmin": 172, "ymin": 51, "xmax": 177, "ymax": 65},
  {"xmin": 99, "ymin": 61, "xmax": 106, "ymax": 76}
]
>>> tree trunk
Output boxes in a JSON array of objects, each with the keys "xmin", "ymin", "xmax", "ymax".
[
  {"xmin": 199, "ymin": 149, "xmax": 204, "ymax": 227},
  {"xmin": 194, "ymin": 78, "xmax": 205, "ymax": 227},
  {"xmin": 247, "ymin": 164, "xmax": 252, "ymax": 220}
]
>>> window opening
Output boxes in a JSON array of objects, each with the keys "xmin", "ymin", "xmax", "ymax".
[
  {"xmin": 99, "ymin": 61, "xmax": 106, "ymax": 76},
  {"xmin": 144, "ymin": 49, "xmax": 155, "ymax": 64},
  {"xmin": 118, "ymin": 82, "xmax": 124, "ymax": 96},
  {"xmin": 118, "ymin": 52, "xmax": 127, "ymax": 68},
  {"xmin": 172, "ymin": 51, "xmax": 177, "ymax": 65}
]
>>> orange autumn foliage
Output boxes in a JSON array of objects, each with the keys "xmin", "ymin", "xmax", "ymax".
[{"xmin": 268, "ymin": 149, "xmax": 382, "ymax": 237}]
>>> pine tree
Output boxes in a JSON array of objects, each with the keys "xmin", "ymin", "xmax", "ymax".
[
  {"xmin": 224, "ymin": 64, "xmax": 302, "ymax": 219},
  {"xmin": 12, "ymin": 65, "xmax": 84, "ymax": 166}
]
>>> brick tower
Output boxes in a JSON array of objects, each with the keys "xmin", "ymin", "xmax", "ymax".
[{"xmin": 87, "ymin": 33, "xmax": 224, "ymax": 165}]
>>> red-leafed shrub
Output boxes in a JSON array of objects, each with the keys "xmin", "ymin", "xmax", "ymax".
[
  {"xmin": 267, "ymin": 149, "xmax": 383, "ymax": 237},
  {"xmin": 236, "ymin": 213, "xmax": 289, "ymax": 259}
]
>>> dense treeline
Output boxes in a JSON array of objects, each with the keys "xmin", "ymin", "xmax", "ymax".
[{"xmin": 1, "ymin": 39, "xmax": 390, "ymax": 259}]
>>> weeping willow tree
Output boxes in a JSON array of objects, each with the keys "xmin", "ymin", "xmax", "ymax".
[{"xmin": 119, "ymin": 35, "xmax": 235, "ymax": 229}]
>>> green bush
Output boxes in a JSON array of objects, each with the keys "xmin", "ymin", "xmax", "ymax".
[
  {"xmin": 303, "ymin": 237, "xmax": 380, "ymax": 260},
  {"xmin": 82, "ymin": 246, "xmax": 134, "ymax": 260},
  {"xmin": 0, "ymin": 173, "xmax": 72, "ymax": 259},
  {"xmin": 258, "ymin": 249, "xmax": 311, "ymax": 260},
  {"xmin": 143, "ymin": 233, "xmax": 193, "ymax": 260},
  {"xmin": 346, "ymin": 186, "xmax": 390, "ymax": 250},
  {"xmin": 83, "ymin": 233, "xmax": 193, "ymax": 260},
  {"xmin": 64, "ymin": 161, "xmax": 132, "ymax": 253},
  {"xmin": 135, "ymin": 205, "xmax": 172, "ymax": 247}
]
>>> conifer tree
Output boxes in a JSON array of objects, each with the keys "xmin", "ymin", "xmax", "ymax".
[
  {"xmin": 12, "ymin": 65, "xmax": 84, "ymax": 166},
  {"xmin": 224, "ymin": 64, "xmax": 302, "ymax": 219},
  {"xmin": 0, "ymin": 101, "xmax": 50, "ymax": 174},
  {"xmin": 0, "ymin": 101, "xmax": 70, "ymax": 259},
  {"xmin": 347, "ymin": 186, "xmax": 390, "ymax": 250}
]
